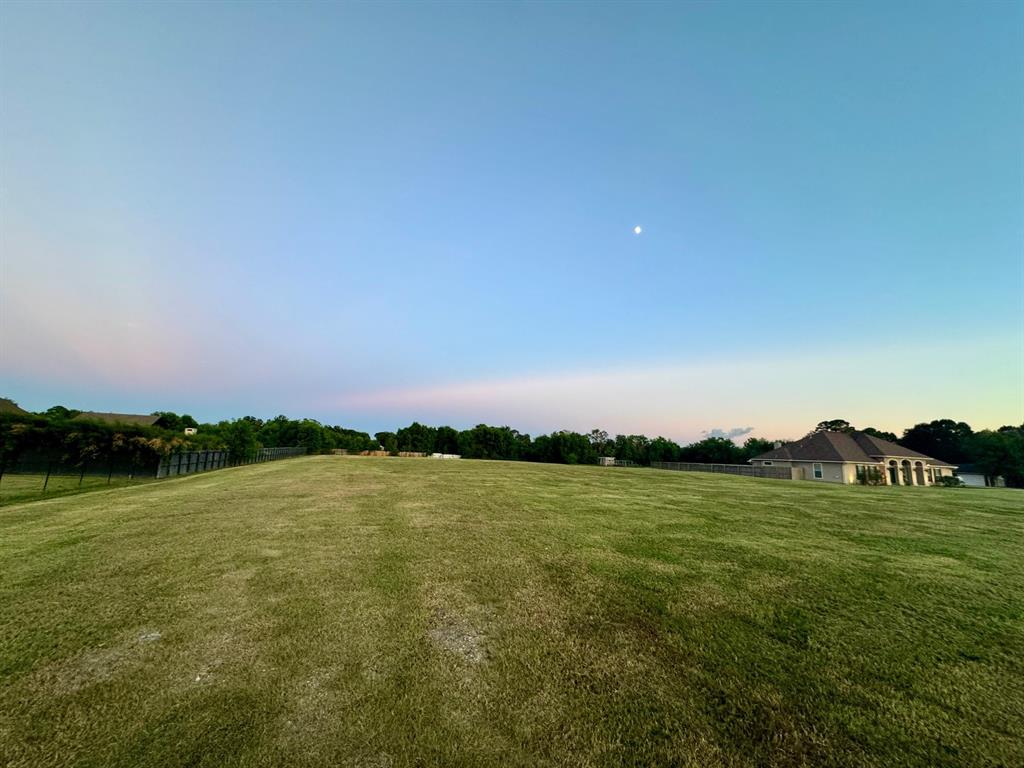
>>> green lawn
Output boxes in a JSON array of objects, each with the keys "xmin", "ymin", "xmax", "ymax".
[
  {"xmin": 1, "ymin": 457, "xmax": 1021, "ymax": 767},
  {"xmin": 0, "ymin": 474, "xmax": 153, "ymax": 507}
]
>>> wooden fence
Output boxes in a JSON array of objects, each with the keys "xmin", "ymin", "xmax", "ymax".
[{"xmin": 650, "ymin": 461, "xmax": 794, "ymax": 480}]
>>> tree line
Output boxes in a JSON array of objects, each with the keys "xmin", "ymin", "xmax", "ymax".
[
  {"xmin": 0, "ymin": 406, "xmax": 381, "ymax": 474},
  {"xmin": 378, "ymin": 422, "xmax": 779, "ymax": 466},
  {"xmin": 2, "ymin": 400, "xmax": 1021, "ymax": 487}
]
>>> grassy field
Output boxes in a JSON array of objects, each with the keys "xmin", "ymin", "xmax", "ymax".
[
  {"xmin": 0, "ymin": 474, "xmax": 153, "ymax": 507},
  {"xmin": 1, "ymin": 457, "xmax": 1021, "ymax": 768}
]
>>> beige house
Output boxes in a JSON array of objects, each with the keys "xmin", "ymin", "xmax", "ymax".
[{"xmin": 750, "ymin": 431, "xmax": 956, "ymax": 485}]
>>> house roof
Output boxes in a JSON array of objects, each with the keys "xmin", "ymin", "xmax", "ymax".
[
  {"xmin": 73, "ymin": 411, "xmax": 163, "ymax": 427},
  {"xmin": 752, "ymin": 431, "xmax": 951, "ymax": 464},
  {"xmin": 0, "ymin": 397, "xmax": 30, "ymax": 416},
  {"xmin": 848, "ymin": 432, "xmax": 935, "ymax": 459}
]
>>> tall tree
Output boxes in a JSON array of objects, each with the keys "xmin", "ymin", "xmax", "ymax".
[
  {"xmin": 967, "ymin": 427, "xmax": 1024, "ymax": 487},
  {"xmin": 219, "ymin": 419, "xmax": 260, "ymax": 461},
  {"xmin": 679, "ymin": 437, "xmax": 743, "ymax": 464},
  {"xmin": 44, "ymin": 405, "xmax": 80, "ymax": 420},
  {"xmin": 587, "ymin": 429, "xmax": 610, "ymax": 456},
  {"xmin": 901, "ymin": 420, "xmax": 974, "ymax": 464},
  {"xmin": 374, "ymin": 431, "xmax": 398, "ymax": 454},
  {"xmin": 396, "ymin": 422, "xmax": 437, "ymax": 453},
  {"xmin": 862, "ymin": 426, "xmax": 899, "ymax": 442},
  {"xmin": 648, "ymin": 436, "xmax": 681, "ymax": 463},
  {"xmin": 434, "ymin": 426, "xmax": 460, "ymax": 454},
  {"xmin": 740, "ymin": 437, "xmax": 776, "ymax": 462},
  {"xmin": 813, "ymin": 419, "xmax": 855, "ymax": 434}
]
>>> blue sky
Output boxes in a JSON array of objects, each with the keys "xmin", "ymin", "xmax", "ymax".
[{"xmin": 1, "ymin": 1, "xmax": 1021, "ymax": 441}]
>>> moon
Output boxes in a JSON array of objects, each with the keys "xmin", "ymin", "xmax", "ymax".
[{"xmin": 633, "ymin": 225, "xmax": 642, "ymax": 235}]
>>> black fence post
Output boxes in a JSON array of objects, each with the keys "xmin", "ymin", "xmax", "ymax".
[{"xmin": 42, "ymin": 459, "xmax": 53, "ymax": 493}]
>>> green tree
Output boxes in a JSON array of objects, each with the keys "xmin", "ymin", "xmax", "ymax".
[
  {"xmin": 587, "ymin": 429, "xmax": 610, "ymax": 456},
  {"xmin": 434, "ymin": 426, "xmax": 460, "ymax": 454},
  {"xmin": 259, "ymin": 415, "xmax": 295, "ymax": 447},
  {"xmin": 679, "ymin": 437, "xmax": 743, "ymax": 464},
  {"xmin": 648, "ymin": 436, "xmax": 681, "ymax": 463},
  {"xmin": 813, "ymin": 419, "xmax": 855, "ymax": 434},
  {"xmin": 296, "ymin": 419, "xmax": 329, "ymax": 453},
  {"xmin": 457, "ymin": 425, "xmax": 527, "ymax": 460},
  {"xmin": 862, "ymin": 426, "xmax": 898, "ymax": 442},
  {"xmin": 902, "ymin": 420, "xmax": 973, "ymax": 464},
  {"xmin": 152, "ymin": 411, "xmax": 182, "ymax": 431},
  {"xmin": 396, "ymin": 422, "xmax": 438, "ymax": 453},
  {"xmin": 611, "ymin": 434, "xmax": 651, "ymax": 465},
  {"xmin": 44, "ymin": 405, "xmax": 81, "ymax": 420},
  {"xmin": 966, "ymin": 427, "xmax": 1024, "ymax": 488},
  {"xmin": 327, "ymin": 426, "xmax": 375, "ymax": 452},
  {"xmin": 740, "ymin": 437, "xmax": 776, "ymax": 462},
  {"xmin": 375, "ymin": 431, "xmax": 398, "ymax": 454},
  {"xmin": 220, "ymin": 419, "xmax": 260, "ymax": 461}
]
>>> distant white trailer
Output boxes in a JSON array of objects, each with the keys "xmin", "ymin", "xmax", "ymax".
[
  {"xmin": 599, "ymin": 456, "xmax": 616, "ymax": 466},
  {"xmin": 430, "ymin": 453, "xmax": 462, "ymax": 460}
]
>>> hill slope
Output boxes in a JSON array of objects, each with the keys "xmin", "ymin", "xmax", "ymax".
[{"xmin": 1, "ymin": 457, "xmax": 1021, "ymax": 767}]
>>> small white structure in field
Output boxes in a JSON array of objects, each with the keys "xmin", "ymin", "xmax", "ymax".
[
  {"xmin": 599, "ymin": 456, "xmax": 616, "ymax": 466},
  {"xmin": 184, "ymin": 427, "xmax": 197, "ymax": 436},
  {"xmin": 430, "ymin": 453, "xmax": 462, "ymax": 459}
]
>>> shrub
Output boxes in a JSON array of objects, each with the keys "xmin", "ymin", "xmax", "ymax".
[{"xmin": 857, "ymin": 467, "xmax": 885, "ymax": 486}]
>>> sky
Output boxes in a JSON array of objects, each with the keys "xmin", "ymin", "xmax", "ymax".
[{"xmin": 1, "ymin": 1, "xmax": 1022, "ymax": 442}]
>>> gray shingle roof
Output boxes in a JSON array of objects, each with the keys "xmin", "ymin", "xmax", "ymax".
[
  {"xmin": 752, "ymin": 431, "xmax": 948, "ymax": 464},
  {"xmin": 849, "ymin": 433, "xmax": 934, "ymax": 459},
  {"xmin": 73, "ymin": 412, "xmax": 163, "ymax": 427},
  {"xmin": 0, "ymin": 397, "xmax": 30, "ymax": 416}
]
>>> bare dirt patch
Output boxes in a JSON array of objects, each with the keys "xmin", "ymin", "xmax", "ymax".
[
  {"xmin": 30, "ymin": 629, "xmax": 163, "ymax": 695},
  {"xmin": 422, "ymin": 583, "xmax": 492, "ymax": 666},
  {"xmin": 428, "ymin": 609, "xmax": 487, "ymax": 665}
]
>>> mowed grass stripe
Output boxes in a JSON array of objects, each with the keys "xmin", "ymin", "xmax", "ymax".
[{"xmin": 1, "ymin": 457, "xmax": 1021, "ymax": 767}]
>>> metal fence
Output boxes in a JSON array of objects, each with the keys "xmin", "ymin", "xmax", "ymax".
[
  {"xmin": 0, "ymin": 451, "xmax": 157, "ymax": 485},
  {"xmin": 1, "ymin": 446, "xmax": 308, "ymax": 500},
  {"xmin": 155, "ymin": 450, "xmax": 228, "ymax": 478},
  {"xmin": 650, "ymin": 461, "xmax": 794, "ymax": 480},
  {"xmin": 155, "ymin": 447, "xmax": 307, "ymax": 477}
]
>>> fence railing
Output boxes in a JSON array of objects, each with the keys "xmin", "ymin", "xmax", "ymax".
[
  {"xmin": 155, "ymin": 447, "xmax": 307, "ymax": 477},
  {"xmin": 1, "ymin": 446, "xmax": 309, "ymax": 502},
  {"xmin": 650, "ymin": 461, "xmax": 794, "ymax": 480},
  {"xmin": 155, "ymin": 450, "xmax": 228, "ymax": 478}
]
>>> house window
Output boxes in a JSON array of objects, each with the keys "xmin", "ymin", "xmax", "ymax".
[
  {"xmin": 813, "ymin": 463, "xmax": 823, "ymax": 479},
  {"xmin": 763, "ymin": 460, "xmax": 773, "ymax": 466}
]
